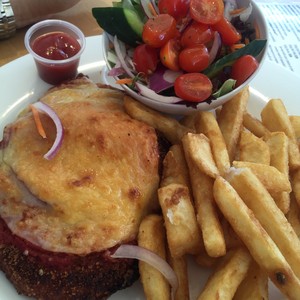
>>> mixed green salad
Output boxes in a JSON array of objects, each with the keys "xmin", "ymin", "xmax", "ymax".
[{"xmin": 92, "ymin": 0, "xmax": 267, "ymax": 105}]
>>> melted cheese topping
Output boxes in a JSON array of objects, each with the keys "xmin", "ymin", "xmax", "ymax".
[{"xmin": 0, "ymin": 78, "xmax": 160, "ymax": 254}]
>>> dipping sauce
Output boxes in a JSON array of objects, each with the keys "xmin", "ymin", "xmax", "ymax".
[
  {"xmin": 25, "ymin": 20, "xmax": 86, "ymax": 85},
  {"xmin": 32, "ymin": 32, "xmax": 81, "ymax": 60},
  {"xmin": 31, "ymin": 31, "xmax": 81, "ymax": 85}
]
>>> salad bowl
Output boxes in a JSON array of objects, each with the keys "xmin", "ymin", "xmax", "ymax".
[{"xmin": 97, "ymin": 0, "xmax": 268, "ymax": 115}]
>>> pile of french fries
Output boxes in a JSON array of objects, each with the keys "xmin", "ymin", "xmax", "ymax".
[{"xmin": 123, "ymin": 86, "xmax": 300, "ymax": 300}]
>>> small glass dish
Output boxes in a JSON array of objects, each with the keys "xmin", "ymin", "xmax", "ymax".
[{"xmin": 24, "ymin": 19, "xmax": 86, "ymax": 85}]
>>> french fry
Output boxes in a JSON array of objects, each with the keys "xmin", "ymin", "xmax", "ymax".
[
  {"xmin": 213, "ymin": 176, "xmax": 300, "ymax": 299},
  {"xmin": 291, "ymin": 168, "xmax": 300, "ymax": 207},
  {"xmin": 160, "ymin": 144, "xmax": 190, "ymax": 188},
  {"xmin": 232, "ymin": 161, "xmax": 291, "ymax": 193},
  {"xmin": 238, "ymin": 130, "xmax": 270, "ymax": 164},
  {"xmin": 197, "ymin": 247, "xmax": 252, "ymax": 300},
  {"xmin": 226, "ymin": 167, "xmax": 300, "ymax": 279},
  {"xmin": 138, "ymin": 214, "xmax": 170, "ymax": 300},
  {"xmin": 194, "ymin": 110, "xmax": 230, "ymax": 176},
  {"xmin": 290, "ymin": 115, "xmax": 300, "ymax": 140},
  {"xmin": 123, "ymin": 95, "xmax": 192, "ymax": 144},
  {"xmin": 167, "ymin": 252, "xmax": 190, "ymax": 300},
  {"xmin": 261, "ymin": 98, "xmax": 300, "ymax": 170},
  {"xmin": 184, "ymin": 154, "xmax": 226, "ymax": 257},
  {"xmin": 158, "ymin": 183, "xmax": 202, "ymax": 257},
  {"xmin": 180, "ymin": 112, "xmax": 197, "ymax": 130},
  {"xmin": 286, "ymin": 193, "xmax": 300, "ymax": 238},
  {"xmin": 261, "ymin": 99, "xmax": 296, "ymax": 136},
  {"xmin": 268, "ymin": 190, "xmax": 290, "ymax": 215},
  {"xmin": 217, "ymin": 86, "xmax": 249, "ymax": 162},
  {"xmin": 181, "ymin": 132, "xmax": 220, "ymax": 179},
  {"xmin": 243, "ymin": 112, "xmax": 271, "ymax": 138},
  {"xmin": 265, "ymin": 132, "xmax": 290, "ymax": 213},
  {"xmin": 233, "ymin": 260, "xmax": 269, "ymax": 300},
  {"xmin": 265, "ymin": 132, "xmax": 289, "ymax": 173}
]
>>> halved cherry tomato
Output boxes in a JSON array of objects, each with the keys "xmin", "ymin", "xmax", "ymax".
[
  {"xmin": 190, "ymin": 0, "xmax": 224, "ymax": 25},
  {"xmin": 160, "ymin": 38, "xmax": 181, "ymax": 71},
  {"xmin": 174, "ymin": 73, "xmax": 212, "ymax": 102},
  {"xmin": 179, "ymin": 45, "xmax": 210, "ymax": 72},
  {"xmin": 231, "ymin": 55, "xmax": 259, "ymax": 87},
  {"xmin": 142, "ymin": 14, "xmax": 178, "ymax": 48},
  {"xmin": 133, "ymin": 44, "xmax": 159, "ymax": 75},
  {"xmin": 180, "ymin": 21, "xmax": 214, "ymax": 48},
  {"xmin": 158, "ymin": 0, "xmax": 190, "ymax": 22},
  {"xmin": 211, "ymin": 16, "xmax": 241, "ymax": 45}
]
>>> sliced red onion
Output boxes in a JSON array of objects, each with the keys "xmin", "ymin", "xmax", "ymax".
[
  {"xmin": 127, "ymin": 47, "xmax": 135, "ymax": 59},
  {"xmin": 178, "ymin": 13, "xmax": 192, "ymax": 33},
  {"xmin": 224, "ymin": 0, "xmax": 237, "ymax": 21},
  {"xmin": 113, "ymin": 35, "xmax": 135, "ymax": 78},
  {"xmin": 32, "ymin": 102, "xmax": 64, "ymax": 160},
  {"xmin": 106, "ymin": 32, "xmax": 115, "ymax": 44},
  {"xmin": 150, "ymin": 0, "xmax": 159, "ymax": 14},
  {"xmin": 111, "ymin": 244, "xmax": 178, "ymax": 295},
  {"xmin": 238, "ymin": 3, "xmax": 253, "ymax": 22},
  {"xmin": 108, "ymin": 66, "xmax": 126, "ymax": 77},
  {"xmin": 141, "ymin": 0, "xmax": 156, "ymax": 18},
  {"xmin": 208, "ymin": 32, "xmax": 221, "ymax": 64},
  {"xmin": 149, "ymin": 64, "xmax": 182, "ymax": 93},
  {"xmin": 127, "ymin": 56, "xmax": 136, "ymax": 71},
  {"xmin": 136, "ymin": 82, "xmax": 182, "ymax": 104}
]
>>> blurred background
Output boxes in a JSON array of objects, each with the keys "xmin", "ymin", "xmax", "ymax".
[{"xmin": 0, "ymin": 0, "xmax": 111, "ymax": 67}]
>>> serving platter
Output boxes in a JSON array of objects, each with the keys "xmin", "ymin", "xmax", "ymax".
[{"xmin": 0, "ymin": 35, "xmax": 299, "ymax": 299}]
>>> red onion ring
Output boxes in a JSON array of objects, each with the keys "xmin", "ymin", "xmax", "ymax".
[
  {"xmin": 111, "ymin": 244, "xmax": 178, "ymax": 295},
  {"xmin": 236, "ymin": 3, "xmax": 253, "ymax": 22},
  {"xmin": 113, "ymin": 35, "xmax": 135, "ymax": 78},
  {"xmin": 108, "ymin": 66, "xmax": 125, "ymax": 77},
  {"xmin": 140, "ymin": 0, "xmax": 156, "ymax": 18},
  {"xmin": 208, "ymin": 32, "xmax": 221, "ymax": 64},
  {"xmin": 150, "ymin": 0, "xmax": 159, "ymax": 14},
  {"xmin": 32, "ymin": 102, "xmax": 64, "ymax": 160},
  {"xmin": 149, "ymin": 64, "xmax": 183, "ymax": 93},
  {"xmin": 224, "ymin": 0, "xmax": 237, "ymax": 21},
  {"xmin": 136, "ymin": 82, "xmax": 182, "ymax": 104}
]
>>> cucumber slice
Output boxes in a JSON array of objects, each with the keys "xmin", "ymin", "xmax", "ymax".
[{"xmin": 92, "ymin": 7, "xmax": 144, "ymax": 47}]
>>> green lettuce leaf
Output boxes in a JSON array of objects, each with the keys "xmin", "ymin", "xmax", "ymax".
[{"xmin": 212, "ymin": 79, "xmax": 236, "ymax": 98}]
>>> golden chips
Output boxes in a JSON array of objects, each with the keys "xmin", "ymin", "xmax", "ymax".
[{"xmin": 126, "ymin": 87, "xmax": 300, "ymax": 299}]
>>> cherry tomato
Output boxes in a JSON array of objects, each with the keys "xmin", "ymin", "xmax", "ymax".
[
  {"xmin": 133, "ymin": 44, "xmax": 159, "ymax": 75},
  {"xmin": 178, "ymin": 45, "xmax": 210, "ymax": 73},
  {"xmin": 160, "ymin": 38, "xmax": 181, "ymax": 71},
  {"xmin": 158, "ymin": 0, "xmax": 190, "ymax": 22},
  {"xmin": 190, "ymin": 0, "xmax": 224, "ymax": 25},
  {"xmin": 174, "ymin": 73, "xmax": 212, "ymax": 102},
  {"xmin": 211, "ymin": 16, "xmax": 241, "ymax": 45},
  {"xmin": 142, "ymin": 14, "xmax": 178, "ymax": 48},
  {"xmin": 231, "ymin": 55, "xmax": 259, "ymax": 87},
  {"xmin": 180, "ymin": 21, "xmax": 214, "ymax": 48}
]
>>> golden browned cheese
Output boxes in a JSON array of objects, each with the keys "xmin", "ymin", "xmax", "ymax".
[{"xmin": 0, "ymin": 78, "xmax": 160, "ymax": 255}]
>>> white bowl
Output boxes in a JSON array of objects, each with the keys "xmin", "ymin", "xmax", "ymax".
[{"xmin": 101, "ymin": 0, "xmax": 268, "ymax": 115}]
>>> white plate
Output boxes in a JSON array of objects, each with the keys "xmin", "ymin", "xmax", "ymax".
[{"xmin": 0, "ymin": 35, "xmax": 299, "ymax": 300}]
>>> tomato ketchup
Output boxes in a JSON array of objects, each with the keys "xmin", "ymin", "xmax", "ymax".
[
  {"xmin": 32, "ymin": 32, "xmax": 81, "ymax": 60},
  {"xmin": 25, "ymin": 20, "xmax": 86, "ymax": 85},
  {"xmin": 31, "ymin": 32, "xmax": 81, "ymax": 84}
]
